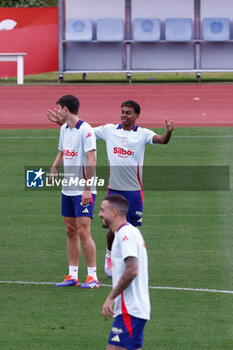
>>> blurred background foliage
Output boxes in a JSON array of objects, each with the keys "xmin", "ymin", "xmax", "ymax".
[{"xmin": 0, "ymin": 0, "xmax": 58, "ymax": 7}]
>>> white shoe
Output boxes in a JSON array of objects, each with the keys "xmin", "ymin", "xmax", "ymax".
[{"xmin": 104, "ymin": 253, "xmax": 112, "ymax": 277}]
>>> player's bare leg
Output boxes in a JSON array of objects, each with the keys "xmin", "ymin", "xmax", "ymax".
[
  {"xmin": 106, "ymin": 345, "xmax": 142, "ymax": 350},
  {"xmin": 75, "ymin": 216, "xmax": 99, "ymax": 288},
  {"xmin": 55, "ymin": 216, "xmax": 81, "ymax": 287},
  {"xmin": 64, "ymin": 216, "xmax": 81, "ymax": 266},
  {"xmin": 76, "ymin": 216, "xmax": 96, "ymax": 267}
]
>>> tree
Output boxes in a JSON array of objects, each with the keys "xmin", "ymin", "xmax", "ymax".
[{"xmin": 0, "ymin": 0, "xmax": 58, "ymax": 7}]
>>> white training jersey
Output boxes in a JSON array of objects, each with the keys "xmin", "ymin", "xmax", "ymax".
[
  {"xmin": 111, "ymin": 223, "xmax": 150, "ymax": 320},
  {"xmin": 94, "ymin": 124, "xmax": 156, "ymax": 191},
  {"xmin": 58, "ymin": 120, "xmax": 96, "ymax": 196}
]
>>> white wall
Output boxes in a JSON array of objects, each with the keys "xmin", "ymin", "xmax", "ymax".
[
  {"xmin": 132, "ymin": 0, "xmax": 194, "ymax": 20},
  {"xmin": 201, "ymin": 0, "xmax": 233, "ymax": 19},
  {"xmin": 65, "ymin": 0, "xmax": 125, "ymax": 20}
]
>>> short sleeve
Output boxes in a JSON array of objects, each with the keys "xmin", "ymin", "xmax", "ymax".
[
  {"xmin": 94, "ymin": 124, "xmax": 113, "ymax": 140},
  {"xmin": 118, "ymin": 229, "xmax": 138, "ymax": 260},
  {"xmin": 142, "ymin": 128, "xmax": 157, "ymax": 145},
  {"xmin": 82, "ymin": 124, "xmax": 96, "ymax": 153},
  {"xmin": 58, "ymin": 124, "xmax": 66, "ymax": 151}
]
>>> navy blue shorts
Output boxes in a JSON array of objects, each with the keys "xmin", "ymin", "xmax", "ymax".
[
  {"xmin": 61, "ymin": 193, "xmax": 96, "ymax": 218},
  {"xmin": 108, "ymin": 189, "xmax": 143, "ymax": 226},
  {"xmin": 108, "ymin": 314, "xmax": 147, "ymax": 350}
]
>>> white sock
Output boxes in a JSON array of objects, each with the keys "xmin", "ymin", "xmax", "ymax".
[
  {"xmin": 106, "ymin": 248, "xmax": 111, "ymax": 258},
  {"xmin": 88, "ymin": 266, "xmax": 97, "ymax": 280},
  {"xmin": 69, "ymin": 265, "xmax": 78, "ymax": 280}
]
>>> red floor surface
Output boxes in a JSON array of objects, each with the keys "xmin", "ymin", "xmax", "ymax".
[{"xmin": 0, "ymin": 85, "xmax": 233, "ymax": 129}]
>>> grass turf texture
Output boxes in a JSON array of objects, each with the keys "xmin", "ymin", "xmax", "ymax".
[
  {"xmin": 0, "ymin": 127, "xmax": 233, "ymax": 349},
  {"xmin": 2, "ymin": 71, "xmax": 233, "ymax": 85}
]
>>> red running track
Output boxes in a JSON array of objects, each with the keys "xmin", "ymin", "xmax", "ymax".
[{"xmin": 0, "ymin": 85, "xmax": 233, "ymax": 129}]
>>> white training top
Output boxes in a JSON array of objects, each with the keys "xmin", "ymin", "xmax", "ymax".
[
  {"xmin": 94, "ymin": 124, "xmax": 156, "ymax": 190},
  {"xmin": 111, "ymin": 223, "xmax": 150, "ymax": 320},
  {"xmin": 58, "ymin": 120, "xmax": 96, "ymax": 196}
]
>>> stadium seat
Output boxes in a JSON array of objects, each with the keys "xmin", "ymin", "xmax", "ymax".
[
  {"xmin": 66, "ymin": 19, "xmax": 93, "ymax": 41},
  {"xmin": 133, "ymin": 18, "xmax": 160, "ymax": 41},
  {"xmin": 165, "ymin": 18, "xmax": 193, "ymax": 41},
  {"xmin": 202, "ymin": 18, "xmax": 230, "ymax": 41},
  {"xmin": 96, "ymin": 18, "xmax": 124, "ymax": 41}
]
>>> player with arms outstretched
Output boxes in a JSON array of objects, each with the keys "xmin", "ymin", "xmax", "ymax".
[{"xmin": 48, "ymin": 100, "xmax": 175, "ymax": 277}]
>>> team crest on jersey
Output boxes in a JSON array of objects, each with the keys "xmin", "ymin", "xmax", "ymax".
[
  {"xmin": 121, "ymin": 137, "xmax": 129, "ymax": 147},
  {"xmin": 67, "ymin": 135, "xmax": 74, "ymax": 147}
]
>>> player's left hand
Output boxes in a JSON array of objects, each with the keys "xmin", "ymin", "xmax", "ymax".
[
  {"xmin": 81, "ymin": 189, "xmax": 92, "ymax": 206},
  {"xmin": 165, "ymin": 118, "xmax": 175, "ymax": 131}
]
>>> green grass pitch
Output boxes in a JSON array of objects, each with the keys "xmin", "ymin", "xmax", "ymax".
[{"xmin": 0, "ymin": 127, "xmax": 233, "ymax": 349}]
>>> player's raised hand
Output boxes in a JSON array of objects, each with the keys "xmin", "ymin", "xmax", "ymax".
[
  {"xmin": 165, "ymin": 118, "xmax": 175, "ymax": 131},
  {"xmin": 47, "ymin": 109, "xmax": 63, "ymax": 125}
]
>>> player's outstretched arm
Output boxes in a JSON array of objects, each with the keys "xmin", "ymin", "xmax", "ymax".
[
  {"xmin": 47, "ymin": 109, "xmax": 64, "ymax": 126},
  {"xmin": 153, "ymin": 118, "xmax": 175, "ymax": 144}
]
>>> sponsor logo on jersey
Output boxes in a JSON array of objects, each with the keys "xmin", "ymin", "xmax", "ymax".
[
  {"xmin": 86, "ymin": 132, "xmax": 92, "ymax": 138},
  {"xmin": 62, "ymin": 149, "xmax": 78, "ymax": 157},
  {"xmin": 121, "ymin": 235, "xmax": 129, "ymax": 242},
  {"xmin": 113, "ymin": 147, "xmax": 134, "ymax": 156}
]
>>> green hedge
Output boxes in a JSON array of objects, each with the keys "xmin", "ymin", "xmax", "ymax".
[{"xmin": 0, "ymin": 0, "xmax": 58, "ymax": 7}]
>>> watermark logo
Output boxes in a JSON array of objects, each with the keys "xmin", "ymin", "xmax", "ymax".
[
  {"xmin": 25, "ymin": 166, "xmax": 229, "ymax": 191},
  {"xmin": 26, "ymin": 168, "xmax": 45, "ymax": 188},
  {"xmin": 25, "ymin": 166, "xmax": 106, "ymax": 191}
]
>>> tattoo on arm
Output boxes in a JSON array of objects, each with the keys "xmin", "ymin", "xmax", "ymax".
[{"xmin": 109, "ymin": 257, "xmax": 138, "ymax": 300}]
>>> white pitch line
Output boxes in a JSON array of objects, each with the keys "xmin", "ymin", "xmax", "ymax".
[
  {"xmin": 0, "ymin": 280, "xmax": 56, "ymax": 285},
  {"xmin": 1, "ymin": 280, "xmax": 233, "ymax": 294},
  {"xmin": 174, "ymin": 135, "xmax": 233, "ymax": 138},
  {"xmin": 150, "ymin": 286, "xmax": 233, "ymax": 294}
]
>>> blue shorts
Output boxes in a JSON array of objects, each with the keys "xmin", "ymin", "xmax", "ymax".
[
  {"xmin": 108, "ymin": 189, "xmax": 143, "ymax": 226},
  {"xmin": 61, "ymin": 193, "xmax": 96, "ymax": 218},
  {"xmin": 108, "ymin": 314, "xmax": 147, "ymax": 350}
]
